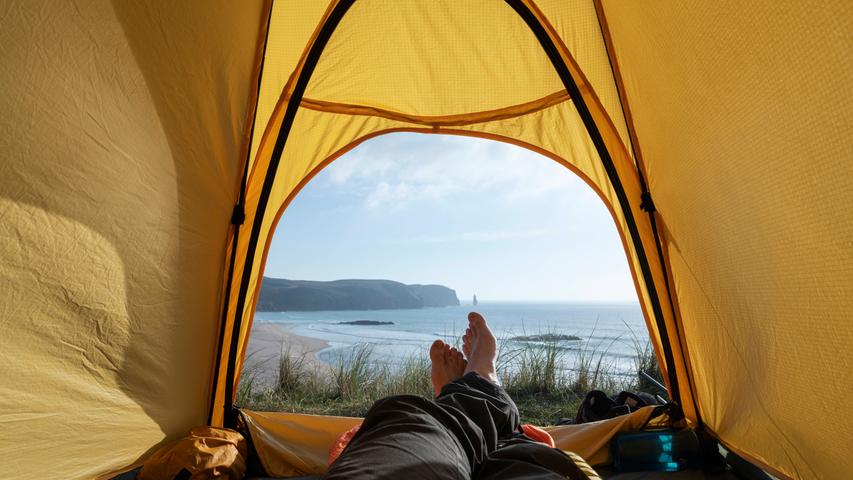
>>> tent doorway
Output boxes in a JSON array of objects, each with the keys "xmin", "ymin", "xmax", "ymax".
[{"xmin": 238, "ymin": 132, "xmax": 661, "ymax": 425}]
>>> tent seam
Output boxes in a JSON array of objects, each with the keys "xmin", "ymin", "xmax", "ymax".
[
  {"xmin": 592, "ymin": 0, "xmax": 703, "ymax": 429},
  {"xmin": 223, "ymin": 0, "xmax": 357, "ymax": 426},
  {"xmin": 509, "ymin": 0, "xmax": 683, "ymax": 408},
  {"xmin": 209, "ymin": 0, "xmax": 275, "ymax": 425},
  {"xmin": 293, "ymin": 90, "xmax": 573, "ymax": 126},
  {"xmin": 224, "ymin": 0, "xmax": 344, "ymax": 401}
]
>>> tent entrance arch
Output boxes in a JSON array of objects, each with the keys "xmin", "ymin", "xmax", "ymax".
[
  {"xmin": 210, "ymin": 0, "xmax": 694, "ymax": 433},
  {"xmin": 235, "ymin": 126, "xmax": 661, "ymax": 385}
]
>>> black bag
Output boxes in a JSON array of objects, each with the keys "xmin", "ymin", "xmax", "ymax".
[{"xmin": 574, "ymin": 390, "xmax": 660, "ymax": 424}]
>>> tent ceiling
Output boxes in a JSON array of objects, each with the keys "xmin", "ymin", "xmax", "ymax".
[
  {"xmin": 249, "ymin": 0, "xmax": 633, "ymax": 170},
  {"xmin": 306, "ymin": 1, "xmax": 564, "ymax": 115}
]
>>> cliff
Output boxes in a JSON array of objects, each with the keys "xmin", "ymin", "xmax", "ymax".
[
  {"xmin": 257, "ymin": 277, "xmax": 460, "ymax": 311},
  {"xmin": 406, "ymin": 284, "xmax": 462, "ymax": 308}
]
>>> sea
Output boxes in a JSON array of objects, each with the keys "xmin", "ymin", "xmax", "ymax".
[{"xmin": 254, "ymin": 301, "xmax": 653, "ymax": 376}]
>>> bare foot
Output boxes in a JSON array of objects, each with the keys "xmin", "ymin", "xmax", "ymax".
[
  {"xmin": 429, "ymin": 340, "xmax": 467, "ymax": 396},
  {"xmin": 462, "ymin": 312, "xmax": 498, "ymax": 383}
]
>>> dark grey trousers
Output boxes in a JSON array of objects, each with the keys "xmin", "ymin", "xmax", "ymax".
[{"xmin": 323, "ymin": 372, "xmax": 588, "ymax": 479}]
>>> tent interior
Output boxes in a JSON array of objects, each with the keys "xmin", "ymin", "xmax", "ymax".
[{"xmin": 1, "ymin": 0, "xmax": 851, "ymax": 479}]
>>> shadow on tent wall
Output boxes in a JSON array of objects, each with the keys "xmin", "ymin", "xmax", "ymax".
[{"xmin": 104, "ymin": 1, "xmax": 256, "ymax": 465}]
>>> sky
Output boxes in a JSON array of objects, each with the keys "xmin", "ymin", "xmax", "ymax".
[{"xmin": 264, "ymin": 132, "xmax": 638, "ymax": 302}]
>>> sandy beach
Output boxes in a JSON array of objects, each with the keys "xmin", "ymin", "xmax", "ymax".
[{"xmin": 244, "ymin": 322, "xmax": 329, "ymax": 384}]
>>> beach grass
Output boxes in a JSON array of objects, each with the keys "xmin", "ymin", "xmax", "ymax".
[{"xmin": 237, "ymin": 333, "xmax": 664, "ymax": 426}]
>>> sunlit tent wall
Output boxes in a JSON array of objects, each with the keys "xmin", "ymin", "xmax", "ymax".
[{"xmin": 1, "ymin": 1, "xmax": 851, "ymax": 479}]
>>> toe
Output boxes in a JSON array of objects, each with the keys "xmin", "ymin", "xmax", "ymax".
[
  {"xmin": 468, "ymin": 312, "xmax": 485, "ymax": 330},
  {"xmin": 430, "ymin": 340, "xmax": 444, "ymax": 359},
  {"xmin": 448, "ymin": 348, "xmax": 463, "ymax": 371}
]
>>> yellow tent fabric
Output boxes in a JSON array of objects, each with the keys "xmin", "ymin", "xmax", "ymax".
[
  {"xmin": 2, "ymin": 0, "xmax": 851, "ymax": 479},
  {"xmin": 0, "ymin": 1, "xmax": 262, "ymax": 477},
  {"xmin": 597, "ymin": 2, "xmax": 853, "ymax": 476}
]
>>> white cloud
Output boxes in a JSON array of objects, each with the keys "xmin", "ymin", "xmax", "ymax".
[
  {"xmin": 322, "ymin": 133, "xmax": 591, "ymax": 210},
  {"xmin": 390, "ymin": 228, "xmax": 560, "ymax": 244},
  {"xmin": 364, "ymin": 181, "xmax": 414, "ymax": 210}
]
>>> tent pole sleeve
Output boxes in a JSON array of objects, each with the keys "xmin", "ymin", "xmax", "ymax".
[
  {"xmin": 221, "ymin": 0, "xmax": 357, "ymax": 426},
  {"xmin": 504, "ymin": 0, "xmax": 682, "ymax": 407},
  {"xmin": 592, "ymin": 0, "xmax": 701, "ymax": 426},
  {"xmin": 209, "ymin": 209, "xmax": 245, "ymax": 425},
  {"xmin": 208, "ymin": 0, "xmax": 275, "ymax": 425}
]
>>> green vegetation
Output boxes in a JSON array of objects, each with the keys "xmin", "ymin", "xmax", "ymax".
[{"xmin": 237, "ymin": 331, "xmax": 664, "ymax": 426}]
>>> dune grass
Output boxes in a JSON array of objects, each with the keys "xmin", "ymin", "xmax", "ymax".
[{"xmin": 237, "ymin": 331, "xmax": 664, "ymax": 426}]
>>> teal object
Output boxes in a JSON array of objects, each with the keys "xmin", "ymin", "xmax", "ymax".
[{"xmin": 611, "ymin": 429, "xmax": 701, "ymax": 472}]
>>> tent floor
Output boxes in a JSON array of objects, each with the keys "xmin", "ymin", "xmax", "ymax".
[
  {"xmin": 248, "ymin": 470, "xmax": 741, "ymax": 479},
  {"xmin": 117, "ymin": 467, "xmax": 742, "ymax": 479},
  {"xmin": 602, "ymin": 470, "xmax": 740, "ymax": 479}
]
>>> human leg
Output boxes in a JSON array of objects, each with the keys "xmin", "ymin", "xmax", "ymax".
[
  {"xmin": 323, "ymin": 341, "xmax": 481, "ymax": 480},
  {"xmin": 435, "ymin": 371, "xmax": 521, "ymax": 448},
  {"xmin": 474, "ymin": 440, "xmax": 600, "ymax": 480},
  {"xmin": 325, "ymin": 312, "xmax": 596, "ymax": 479},
  {"xmin": 322, "ymin": 394, "xmax": 481, "ymax": 480},
  {"xmin": 457, "ymin": 312, "xmax": 597, "ymax": 480}
]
